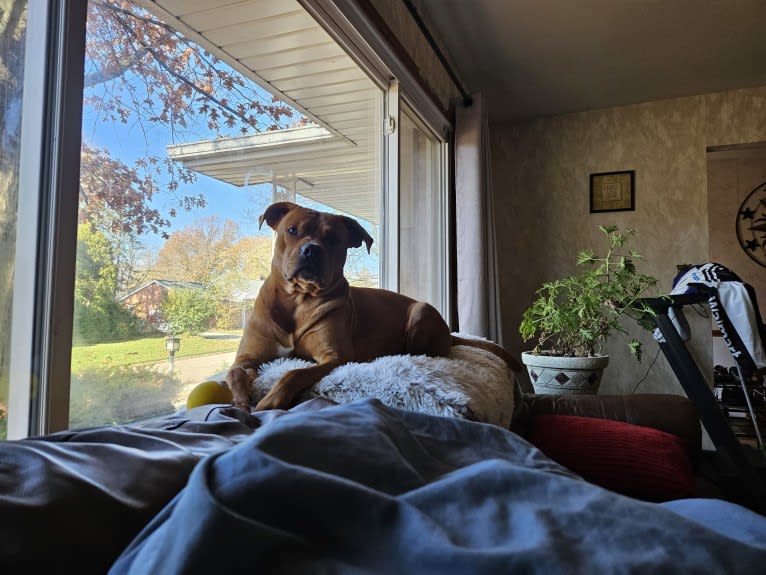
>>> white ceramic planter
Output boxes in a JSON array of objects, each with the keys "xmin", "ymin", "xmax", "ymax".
[{"xmin": 521, "ymin": 352, "xmax": 609, "ymax": 395}]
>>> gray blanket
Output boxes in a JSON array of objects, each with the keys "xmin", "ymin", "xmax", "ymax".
[
  {"xmin": 110, "ymin": 399, "xmax": 766, "ymax": 574},
  {"xmin": 3, "ymin": 398, "xmax": 766, "ymax": 574},
  {"xmin": 1, "ymin": 400, "xmax": 328, "ymax": 573}
]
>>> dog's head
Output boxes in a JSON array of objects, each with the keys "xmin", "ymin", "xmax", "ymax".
[{"xmin": 259, "ymin": 202, "xmax": 373, "ymax": 295}]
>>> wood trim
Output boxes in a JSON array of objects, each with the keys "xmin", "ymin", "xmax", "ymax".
[{"xmin": 38, "ymin": 0, "xmax": 88, "ymax": 434}]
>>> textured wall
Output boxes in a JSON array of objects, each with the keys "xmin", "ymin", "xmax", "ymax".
[{"xmin": 492, "ymin": 86, "xmax": 766, "ymax": 397}]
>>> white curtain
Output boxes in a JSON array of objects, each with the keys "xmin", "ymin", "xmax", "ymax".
[{"xmin": 455, "ymin": 93, "xmax": 501, "ymax": 342}]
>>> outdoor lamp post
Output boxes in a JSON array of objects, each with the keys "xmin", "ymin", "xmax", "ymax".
[{"xmin": 165, "ymin": 334, "xmax": 181, "ymax": 371}]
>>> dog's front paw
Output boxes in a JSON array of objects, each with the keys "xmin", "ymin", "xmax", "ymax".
[
  {"xmin": 254, "ymin": 390, "xmax": 289, "ymax": 412},
  {"xmin": 233, "ymin": 399, "xmax": 252, "ymax": 413}
]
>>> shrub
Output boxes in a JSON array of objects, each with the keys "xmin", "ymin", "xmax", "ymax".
[
  {"xmin": 73, "ymin": 300, "xmax": 142, "ymax": 344},
  {"xmin": 160, "ymin": 288, "xmax": 216, "ymax": 335}
]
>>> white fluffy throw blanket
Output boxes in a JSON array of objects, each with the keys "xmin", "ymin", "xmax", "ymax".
[{"xmin": 250, "ymin": 340, "xmax": 515, "ymax": 428}]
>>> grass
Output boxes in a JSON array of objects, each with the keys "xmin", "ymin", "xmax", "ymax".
[
  {"xmin": 70, "ymin": 331, "xmax": 242, "ymax": 372},
  {"xmin": 0, "ymin": 331, "xmax": 243, "ymax": 438}
]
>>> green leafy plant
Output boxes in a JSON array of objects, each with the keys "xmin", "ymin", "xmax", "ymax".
[{"xmin": 519, "ymin": 225, "xmax": 659, "ymax": 360}]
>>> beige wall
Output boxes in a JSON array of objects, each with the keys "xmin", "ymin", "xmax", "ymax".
[{"xmin": 492, "ymin": 86, "xmax": 766, "ymax": 396}]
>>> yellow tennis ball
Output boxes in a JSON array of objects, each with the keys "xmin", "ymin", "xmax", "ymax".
[{"xmin": 186, "ymin": 380, "xmax": 233, "ymax": 409}]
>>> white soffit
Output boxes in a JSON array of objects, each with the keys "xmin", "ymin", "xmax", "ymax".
[{"xmin": 138, "ymin": 0, "xmax": 382, "ymax": 224}]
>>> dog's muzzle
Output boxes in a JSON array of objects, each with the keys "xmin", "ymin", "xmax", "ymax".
[{"xmin": 285, "ymin": 241, "xmax": 324, "ymax": 283}]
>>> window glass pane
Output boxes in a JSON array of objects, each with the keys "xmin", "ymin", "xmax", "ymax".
[
  {"xmin": 71, "ymin": 0, "xmax": 382, "ymax": 428},
  {"xmin": 0, "ymin": 0, "xmax": 27, "ymax": 439},
  {"xmin": 399, "ymin": 105, "xmax": 445, "ymax": 313}
]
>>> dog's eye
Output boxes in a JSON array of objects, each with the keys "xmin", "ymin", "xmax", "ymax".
[{"xmin": 287, "ymin": 226, "xmax": 298, "ymax": 236}]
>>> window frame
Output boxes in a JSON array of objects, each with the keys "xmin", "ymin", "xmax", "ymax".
[
  {"xmin": 11, "ymin": 0, "xmax": 453, "ymax": 437},
  {"xmin": 398, "ymin": 101, "xmax": 450, "ymax": 314}
]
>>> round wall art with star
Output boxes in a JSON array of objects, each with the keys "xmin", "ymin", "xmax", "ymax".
[{"xmin": 736, "ymin": 180, "xmax": 766, "ymax": 268}]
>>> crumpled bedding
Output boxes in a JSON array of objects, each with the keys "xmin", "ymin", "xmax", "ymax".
[
  {"xmin": 0, "ymin": 399, "xmax": 332, "ymax": 574},
  {"xmin": 3, "ymin": 398, "xmax": 766, "ymax": 574},
  {"xmin": 111, "ymin": 399, "xmax": 766, "ymax": 574}
]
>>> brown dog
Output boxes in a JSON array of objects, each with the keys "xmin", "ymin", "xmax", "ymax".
[{"xmin": 225, "ymin": 201, "xmax": 521, "ymax": 412}]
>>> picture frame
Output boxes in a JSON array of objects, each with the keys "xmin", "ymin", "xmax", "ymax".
[{"xmin": 589, "ymin": 170, "xmax": 635, "ymax": 213}]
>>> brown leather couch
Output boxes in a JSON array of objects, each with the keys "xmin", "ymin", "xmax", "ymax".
[{"xmin": 510, "ymin": 392, "xmax": 728, "ymax": 500}]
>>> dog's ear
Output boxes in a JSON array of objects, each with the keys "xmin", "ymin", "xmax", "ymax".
[
  {"xmin": 342, "ymin": 216, "xmax": 374, "ymax": 254},
  {"xmin": 259, "ymin": 202, "xmax": 298, "ymax": 230}
]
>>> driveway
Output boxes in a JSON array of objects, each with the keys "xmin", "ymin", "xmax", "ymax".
[{"xmin": 150, "ymin": 350, "xmax": 237, "ymax": 409}]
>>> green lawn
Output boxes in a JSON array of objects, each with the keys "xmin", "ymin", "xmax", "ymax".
[{"xmin": 70, "ymin": 331, "xmax": 242, "ymax": 372}]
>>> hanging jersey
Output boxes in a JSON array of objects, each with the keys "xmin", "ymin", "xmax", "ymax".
[{"xmin": 668, "ymin": 263, "xmax": 765, "ymax": 372}]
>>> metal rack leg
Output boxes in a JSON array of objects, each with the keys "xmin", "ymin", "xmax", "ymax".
[
  {"xmin": 654, "ymin": 312, "xmax": 766, "ymax": 513},
  {"xmin": 733, "ymin": 364, "xmax": 764, "ymax": 450}
]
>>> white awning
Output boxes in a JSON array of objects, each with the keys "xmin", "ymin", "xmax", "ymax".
[{"xmin": 139, "ymin": 0, "xmax": 382, "ymax": 223}]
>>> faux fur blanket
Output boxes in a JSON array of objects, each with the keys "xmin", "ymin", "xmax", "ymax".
[{"xmin": 249, "ymin": 340, "xmax": 515, "ymax": 428}]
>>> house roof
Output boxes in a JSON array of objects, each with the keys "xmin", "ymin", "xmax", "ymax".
[
  {"xmin": 166, "ymin": 126, "xmax": 380, "ymax": 224},
  {"xmin": 230, "ymin": 279, "xmax": 265, "ymax": 302},
  {"xmin": 118, "ymin": 279, "xmax": 206, "ymax": 301}
]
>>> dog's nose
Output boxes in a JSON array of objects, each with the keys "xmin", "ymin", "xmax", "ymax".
[{"xmin": 300, "ymin": 242, "xmax": 320, "ymax": 259}]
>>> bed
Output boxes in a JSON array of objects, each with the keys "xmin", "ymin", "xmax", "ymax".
[
  {"xmin": 0, "ymin": 398, "xmax": 766, "ymax": 574},
  {"xmin": 3, "ymin": 393, "xmax": 766, "ymax": 574}
]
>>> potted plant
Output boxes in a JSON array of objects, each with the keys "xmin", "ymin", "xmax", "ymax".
[{"xmin": 519, "ymin": 224, "xmax": 659, "ymax": 395}]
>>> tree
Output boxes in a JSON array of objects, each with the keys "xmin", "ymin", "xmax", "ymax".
[
  {"xmin": 237, "ymin": 235, "xmax": 273, "ymax": 281},
  {"xmin": 152, "ymin": 216, "xmax": 243, "ymax": 285},
  {"xmin": 151, "ymin": 216, "xmax": 273, "ymax": 287},
  {"xmin": 150, "ymin": 217, "xmax": 273, "ymax": 329},
  {"xmin": 75, "ymin": 224, "xmax": 117, "ymax": 308},
  {"xmin": 79, "ymin": 143, "xmax": 194, "ymax": 240},
  {"xmin": 79, "ymin": 143, "xmax": 165, "ymax": 296},
  {"xmin": 73, "ymin": 224, "xmax": 140, "ymax": 343}
]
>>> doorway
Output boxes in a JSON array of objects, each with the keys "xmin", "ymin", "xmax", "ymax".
[{"xmin": 706, "ymin": 143, "xmax": 766, "ymax": 367}]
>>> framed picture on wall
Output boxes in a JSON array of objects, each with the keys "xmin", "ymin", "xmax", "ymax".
[{"xmin": 590, "ymin": 170, "xmax": 635, "ymax": 213}]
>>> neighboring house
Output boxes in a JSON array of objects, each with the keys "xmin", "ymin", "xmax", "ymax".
[
  {"xmin": 119, "ymin": 280, "xmax": 206, "ymax": 329},
  {"xmin": 119, "ymin": 278, "xmax": 264, "ymax": 331},
  {"xmin": 207, "ymin": 278, "xmax": 265, "ymax": 329}
]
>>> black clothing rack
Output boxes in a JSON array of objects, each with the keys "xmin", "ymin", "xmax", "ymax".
[{"xmin": 643, "ymin": 294, "xmax": 766, "ymax": 514}]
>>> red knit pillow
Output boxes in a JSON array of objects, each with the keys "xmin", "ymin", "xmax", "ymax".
[{"xmin": 527, "ymin": 414, "xmax": 696, "ymax": 501}]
